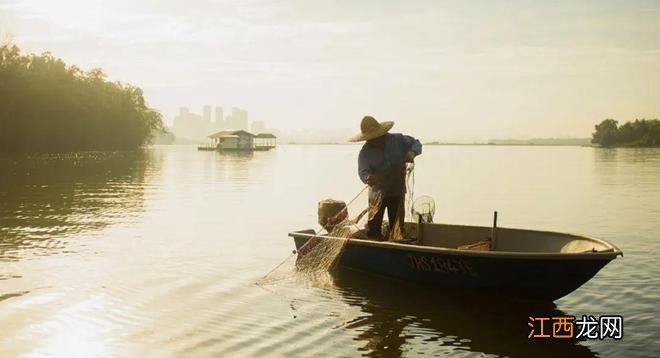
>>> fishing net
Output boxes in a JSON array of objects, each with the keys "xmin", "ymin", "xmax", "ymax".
[
  {"xmin": 257, "ymin": 162, "xmax": 418, "ymax": 287},
  {"xmin": 256, "ymin": 187, "xmax": 379, "ymax": 287},
  {"xmin": 412, "ymin": 196, "xmax": 435, "ymax": 224},
  {"xmin": 295, "ymin": 190, "xmax": 382, "ymax": 274}
]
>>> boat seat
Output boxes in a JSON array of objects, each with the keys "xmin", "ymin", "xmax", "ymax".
[
  {"xmin": 560, "ymin": 240, "xmax": 607, "ymax": 253},
  {"xmin": 458, "ymin": 239, "xmax": 491, "ymax": 251}
]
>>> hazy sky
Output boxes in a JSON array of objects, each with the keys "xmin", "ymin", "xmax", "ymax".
[{"xmin": 1, "ymin": 0, "xmax": 659, "ymax": 140}]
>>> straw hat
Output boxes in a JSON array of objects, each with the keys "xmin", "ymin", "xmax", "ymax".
[{"xmin": 349, "ymin": 116, "xmax": 394, "ymax": 142}]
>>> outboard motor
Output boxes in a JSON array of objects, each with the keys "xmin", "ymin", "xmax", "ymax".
[{"xmin": 317, "ymin": 199, "xmax": 347, "ymax": 233}]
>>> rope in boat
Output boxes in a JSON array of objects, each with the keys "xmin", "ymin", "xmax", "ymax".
[{"xmin": 405, "ymin": 162, "xmax": 415, "ymax": 221}]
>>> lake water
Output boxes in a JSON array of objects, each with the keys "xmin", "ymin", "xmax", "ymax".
[{"xmin": 1, "ymin": 145, "xmax": 658, "ymax": 357}]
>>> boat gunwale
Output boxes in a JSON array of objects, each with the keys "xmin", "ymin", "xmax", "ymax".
[{"xmin": 288, "ymin": 224, "xmax": 623, "ymax": 261}]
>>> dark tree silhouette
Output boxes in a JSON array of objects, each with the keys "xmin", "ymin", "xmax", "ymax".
[
  {"xmin": 591, "ymin": 118, "xmax": 660, "ymax": 147},
  {"xmin": 0, "ymin": 42, "xmax": 164, "ymax": 155}
]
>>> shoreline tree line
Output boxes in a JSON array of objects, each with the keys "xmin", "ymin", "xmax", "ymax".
[
  {"xmin": 0, "ymin": 42, "xmax": 165, "ymax": 155},
  {"xmin": 592, "ymin": 119, "xmax": 660, "ymax": 147}
]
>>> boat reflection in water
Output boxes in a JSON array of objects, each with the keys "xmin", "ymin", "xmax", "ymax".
[{"xmin": 329, "ymin": 269, "xmax": 596, "ymax": 357}]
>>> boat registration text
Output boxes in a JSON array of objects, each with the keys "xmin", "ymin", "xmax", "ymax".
[{"xmin": 406, "ymin": 254, "xmax": 477, "ymax": 276}]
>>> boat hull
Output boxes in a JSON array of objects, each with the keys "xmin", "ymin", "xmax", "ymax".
[{"xmin": 291, "ymin": 234, "xmax": 618, "ymax": 301}]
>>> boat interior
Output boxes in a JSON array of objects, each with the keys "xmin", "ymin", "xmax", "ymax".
[
  {"xmin": 402, "ymin": 222, "xmax": 616, "ymax": 254},
  {"xmin": 294, "ymin": 221, "xmax": 620, "ymax": 255}
]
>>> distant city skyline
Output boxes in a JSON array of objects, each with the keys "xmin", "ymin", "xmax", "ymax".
[
  {"xmin": 171, "ymin": 104, "xmax": 598, "ymax": 144},
  {"xmin": 171, "ymin": 105, "xmax": 277, "ymax": 142},
  {"xmin": 3, "ymin": 1, "xmax": 658, "ymax": 142}
]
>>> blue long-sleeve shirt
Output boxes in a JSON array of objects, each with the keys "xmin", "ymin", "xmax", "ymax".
[{"xmin": 358, "ymin": 133, "xmax": 422, "ymax": 196}]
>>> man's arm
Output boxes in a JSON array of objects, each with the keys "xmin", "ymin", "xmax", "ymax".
[{"xmin": 401, "ymin": 134, "xmax": 422, "ymax": 157}]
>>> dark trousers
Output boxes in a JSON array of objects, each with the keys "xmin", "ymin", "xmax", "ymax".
[{"xmin": 367, "ymin": 195, "xmax": 403, "ymax": 240}]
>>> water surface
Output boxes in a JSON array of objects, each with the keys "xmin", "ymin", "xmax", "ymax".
[{"xmin": 1, "ymin": 145, "xmax": 658, "ymax": 356}]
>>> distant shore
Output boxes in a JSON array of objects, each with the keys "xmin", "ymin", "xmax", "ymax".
[
  {"xmin": 424, "ymin": 142, "xmax": 591, "ymax": 147},
  {"xmin": 591, "ymin": 119, "xmax": 659, "ymax": 148},
  {"xmin": 278, "ymin": 140, "xmax": 593, "ymax": 147}
]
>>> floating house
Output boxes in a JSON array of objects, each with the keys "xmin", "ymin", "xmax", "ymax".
[
  {"xmin": 207, "ymin": 130, "xmax": 256, "ymax": 150},
  {"xmin": 255, "ymin": 133, "xmax": 277, "ymax": 150},
  {"xmin": 199, "ymin": 130, "xmax": 277, "ymax": 151}
]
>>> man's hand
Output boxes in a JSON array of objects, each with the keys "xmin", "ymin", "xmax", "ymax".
[
  {"xmin": 366, "ymin": 174, "xmax": 377, "ymax": 186},
  {"xmin": 405, "ymin": 151, "xmax": 416, "ymax": 162}
]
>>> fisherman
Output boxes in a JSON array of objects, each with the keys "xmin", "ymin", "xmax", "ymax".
[{"xmin": 350, "ymin": 116, "xmax": 422, "ymax": 241}]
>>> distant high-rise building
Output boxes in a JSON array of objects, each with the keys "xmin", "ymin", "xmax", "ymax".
[
  {"xmin": 172, "ymin": 107, "xmax": 207, "ymax": 141},
  {"xmin": 203, "ymin": 105, "xmax": 212, "ymax": 123},
  {"xmin": 227, "ymin": 107, "xmax": 248, "ymax": 130},
  {"xmin": 215, "ymin": 106, "xmax": 224, "ymax": 122},
  {"xmin": 214, "ymin": 106, "xmax": 224, "ymax": 130},
  {"xmin": 251, "ymin": 120, "xmax": 266, "ymax": 134}
]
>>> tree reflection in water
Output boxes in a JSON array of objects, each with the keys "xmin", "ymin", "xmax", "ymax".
[{"xmin": 0, "ymin": 151, "xmax": 154, "ymax": 262}]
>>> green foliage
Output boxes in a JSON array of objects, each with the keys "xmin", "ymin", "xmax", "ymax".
[
  {"xmin": 591, "ymin": 118, "xmax": 660, "ymax": 147},
  {"xmin": 0, "ymin": 42, "xmax": 164, "ymax": 155},
  {"xmin": 592, "ymin": 119, "xmax": 619, "ymax": 147}
]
